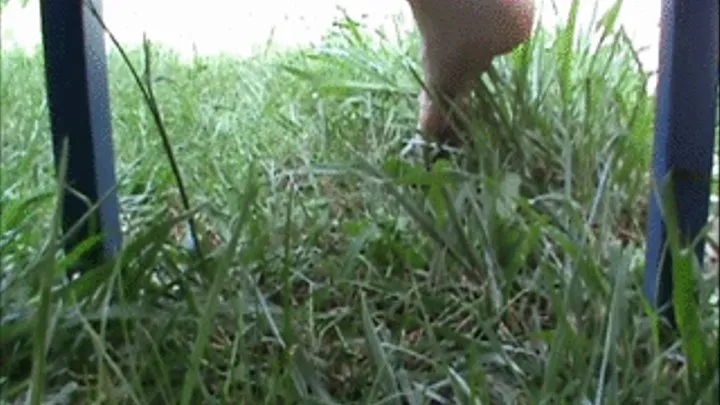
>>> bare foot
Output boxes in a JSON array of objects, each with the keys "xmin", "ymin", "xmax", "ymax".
[{"xmin": 407, "ymin": 0, "xmax": 536, "ymax": 147}]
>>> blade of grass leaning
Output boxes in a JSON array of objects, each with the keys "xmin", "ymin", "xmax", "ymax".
[
  {"xmin": 448, "ymin": 367, "xmax": 481, "ymax": 405},
  {"xmin": 360, "ymin": 291, "xmax": 401, "ymax": 405},
  {"xmin": 539, "ymin": 295, "xmax": 572, "ymax": 400},
  {"xmin": 27, "ymin": 139, "xmax": 70, "ymax": 405},
  {"xmin": 75, "ymin": 306, "xmax": 143, "ymax": 405},
  {"xmin": 655, "ymin": 174, "xmax": 710, "ymax": 390},
  {"xmin": 439, "ymin": 183, "xmax": 503, "ymax": 311},
  {"xmin": 85, "ymin": 2, "xmax": 203, "ymax": 262},
  {"xmin": 593, "ymin": 245, "xmax": 632, "ymax": 405},
  {"xmin": 557, "ymin": 0, "xmax": 580, "ymax": 108},
  {"xmin": 179, "ymin": 164, "xmax": 259, "ymax": 405}
]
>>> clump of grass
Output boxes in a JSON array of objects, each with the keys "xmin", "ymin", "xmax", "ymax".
[{"xmin": 1, "ymin": 1, "xmax": 718, "ymax": 404}]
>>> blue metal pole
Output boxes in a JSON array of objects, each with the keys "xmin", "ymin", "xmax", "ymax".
[
  {"xmin": 40, "ymin": 0, "xmax": 122, "ymax": 273},
  {"xmin": 644, "ymin": 0, "xmax": 719, "ymax": 325}
]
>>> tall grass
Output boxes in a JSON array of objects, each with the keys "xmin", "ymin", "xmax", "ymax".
[{"xmin": 1, "ymin": 1, "xmax": 718, "ymax": 404}]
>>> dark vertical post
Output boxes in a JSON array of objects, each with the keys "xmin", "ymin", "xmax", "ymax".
[
  {"xmin": 644, "ymin": 0, "xmax": 719, "ymax": 325},
  {"xmin": 40, "ymin": 0, "xmax": 122, "ymax": 272}
]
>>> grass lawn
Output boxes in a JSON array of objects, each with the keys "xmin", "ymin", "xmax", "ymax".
[{"xmin": 1, "ymin": 3, "xmax": 718, "ymax": 404}]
